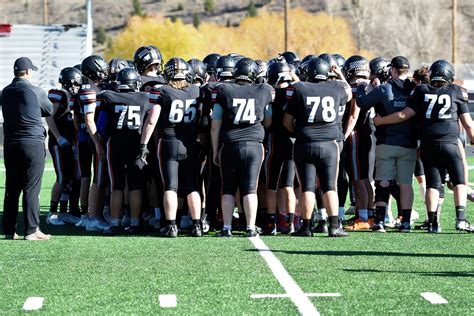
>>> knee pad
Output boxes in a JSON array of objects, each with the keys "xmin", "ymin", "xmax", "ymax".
[{"xmin": 375, "ymin": 180, "xmax": 393, "ymax": 203}]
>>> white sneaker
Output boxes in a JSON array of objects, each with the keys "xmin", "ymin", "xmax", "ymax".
[
  {"xmin": 58, "ymin": 213, "xmax": 81, "ymax": 225},
  {"xmin": 86, "ymin": 218, "xmax": 110, "ymax": 232},
  {"xmin": 25, "ymin": 228, "xmax": 51, "ymax": 240},
  {"xmin": 75, "ymin": 215, "xmax": 88, "ymax": 227},
  {"xmin": 46, "ymin": 213, "xmax": 65, "ymax": 226}
]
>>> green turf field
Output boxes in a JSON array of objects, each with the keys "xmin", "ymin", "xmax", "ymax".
[{"xmin": 0, "ymin": 159, "xmax": 473, "ymax": 315}]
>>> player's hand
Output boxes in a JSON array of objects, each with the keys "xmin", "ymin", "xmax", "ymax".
[
  {"xmin": 356, "ymin": 78, "xmax": 370, "ymax": 86},
  {"xmin": 57, "ymin": 136, "xmax": 71, "ymax": 148},
  {"xmin": 332, "ymin": 65, "xmax": 343, "ymax": 79},
  {"xmin": 371, "ymin": 78, "xmax": 381, "ymax": 87},
  {"xmin": 135, "ymin": 144, "xmax": 149, "ymax": 170},
  {"xmin": 213, "ymin": 153, "xmax": 220, "ymax": 166},
  {"xmin": 373, "ymin": 114, "xmax": 383, "ymax": 126}
]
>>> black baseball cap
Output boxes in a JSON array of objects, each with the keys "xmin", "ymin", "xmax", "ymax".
[
  {"xmin": 390, "ymin": 56, "xmax": 410, "ymax": 69},
  {"xmin": 14, "ymin": 57, "xmax": 38, "ymax": 71}
]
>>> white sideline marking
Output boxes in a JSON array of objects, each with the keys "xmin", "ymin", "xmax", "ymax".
[
  {"xmin": 159, "ymin": 294, "xmax": 177, "ymax": 308},
  {"xmin": 23, "ymin": 297, "xmax": 44, "ymax": 311},
  {"xmin": 421, "ymin": 292, "xmax": 448, "ymax": 304},
  {"xmin": 249, "ymin": 236, "xmax": 319, "ymax": 316},
  {"xmin": 0, "ymin": 167, "xmax": 54, "ymax": 172},
  {"xmin": 251, "ymin": 293, "xmax": 341, "ymax": 299}
]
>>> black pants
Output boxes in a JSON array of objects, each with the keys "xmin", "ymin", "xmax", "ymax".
[{"xmin": 2, "ymin": 141, "xmax": 45, "ymax": 235}]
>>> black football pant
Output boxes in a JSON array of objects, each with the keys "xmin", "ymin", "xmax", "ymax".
[{"xmin": 2, "ymin": 141, "xmax": 45, "ymax": 235}]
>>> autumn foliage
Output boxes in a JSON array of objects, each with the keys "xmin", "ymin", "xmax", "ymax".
[{"xmin": 106, "ymin": 8, "xmax": 364, "ymax": 62}]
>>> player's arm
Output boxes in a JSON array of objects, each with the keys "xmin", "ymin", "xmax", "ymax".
[
  {"xmin": 211, "ymin": 104, "xmax": 223, "ymax": 166},
  {"xmin": 140, "ymin": 105, "xmax": 161, "ymax": 146},
  {"xmin": 373, "ymin": 107, "xmax": 416, "ymax": 126},
  {"xmin": 82, "ymin": 92, "xmax": 103, "ymax": 157},
  {"xmin": 45, "ymin": 102, "xmax": 70, "ymax": 147},
  {"xmin": 344, "ymin": 99, "xmax": 359, "ymax": 139},
  {"xmin": 458, "ymin": 88, "xmax": 474, "ymax": 143},
  {"xmin": 332, "ymin": 66, "xmax": 352, "ymax": 102},
  {"xmin": 356, "ymin": 81, "xmax": 381, "ymax": 110},
  {"xmin": 263, "ymin": 103, "xmax": 272, "ymax": 128}
]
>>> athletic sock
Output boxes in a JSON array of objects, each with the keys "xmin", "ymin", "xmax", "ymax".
[
  {"xmin": 59, "ymin": 201, "xmax": 68, "ymax": 213},
  {"xmin": 427, "ymin": 211, "xmax": 437, "ymax": 226},
  {"xmin": 154, "ymin": 208, "xmax": 161, "ymax": 220},
  {"xmin": 375, "ymin": 206, "xmax": 386, "ymax": 224},
  {"xmin": 359, "ymin": 209, "xmax": 368, "ymax": 222},
  {"xmin": 80, "ymin": 204, "xmax": 89, "ymax": 215},
  {"xmin": 301, "ymin": 219, "xmax": 311, "ymax": 230},
  {"xmin": 368, "ymin": 208, "xmax": 376, "ymax": 219},
  {"xmin": 455, "ymin": 206, "xmax": 466, "ymax": 221},
  {"xmin": 319, "ymin": 208, "xmax": 328, "ymax": 221},
  {"xmin": 246, "ymin": 225, "xmax": 255, "ymax": 231},
  {"xmin": 286, "ymin": 213, "xmax": 294, "ymax": 224},
  {"xmin": 223, "ymin": 224, "xmax": 232, "ymax": 231},
  {"xmin": 192, "ymin": 219, "xmax": 200, "ymax": 226},
  {"xmin": 402, "ymin": 209, "xmax": 412, "ymax": 223},
  {"xmin": 338, "ymin": 207, "xmax": 345, "ymax": 220},
  {"xmin": 268, "ymin": 213, "xmax": 277, "ymax": 223},
  {"xmin": 168, "ymin": 220, "xmax": 176, "ymax": 226},
  {"xmin": 328, "ymin": 216, "xmax": 339, "ymax": 230},
  {"xmin": 50, "ymin": 201, "xmax": 59, "ymax": 213}
]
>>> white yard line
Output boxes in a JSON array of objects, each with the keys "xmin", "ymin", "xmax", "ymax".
[
  {"xmin": 23, "ymin": 297, "xmax": 44, "ymax": 311},
  {"xmin": 251, "ymin": 293, "xmax": 341, "ymax": 299},
  {"xmin": 249, "ymin": 236, "xmax": 319, "ymax": 316},
  {"xmin": 420, "ymin": 292, "xmax": 448, "ymax": 304},
  {"xmin": 158, "ymin": 294, "xmax": 177, "ymax": 308}
]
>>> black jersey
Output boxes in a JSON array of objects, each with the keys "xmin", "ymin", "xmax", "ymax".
[
  {"xmin": 149, "ymin": 84, "xmax": 200, "ymax": 141},
  {"xmin": 97, "ymin": 90, "xmax": 150, "ymax": 138},
  {"xmin": 408, "ymin": 83, "xmax": 469, "ymax": 144},
  {"xmin": 74, "ymin": 82, "xmax": 103, "ymax": 134},
  {"xmin": 140, "ymin": 75, "xmax": 167, "ymax": 92},
  {"xmin": 47, "ymin": 88, "xmax": 75, "ymax": 140},
  {"xmin": 200, "ymin": 82, "xmax": 221, "ymax": 133},
  {"xmin": 285, "ymin": 81, "xmax": 348, "ymax": 142},
  {"xmin": 215, "ymin": 82, "xmax": 274, "ymax": 143},
  {"xmin": 353, "ymin": 83, "xmax": 374, "ymax": 134}
]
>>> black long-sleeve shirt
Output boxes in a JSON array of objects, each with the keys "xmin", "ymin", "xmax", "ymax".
[{"xmin": 2, "ymin": 77, "xmax": 53, "ymax": 144}]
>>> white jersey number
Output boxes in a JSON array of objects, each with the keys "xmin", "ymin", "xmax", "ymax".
[
  {"xmin": 169, "ymin": 99, "xmax": 197, "ymax": 123},
  {"xmin": 115, "ymin": 105, "xmax": 141, "ymax": 130},
  {"xmin": 232, "ymin": 98, "xmax": 257, "ymax": 124},
  {"xmin": 307, "ymin": 96, "xmax": 336, "ymax": 123},
  {"xmin": 425, "ymin": 94, "xmax": 452, "ymax": 119}
]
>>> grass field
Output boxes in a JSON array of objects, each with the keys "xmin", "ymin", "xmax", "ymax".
[{"xmin": 0, "ymin": 159, "xmax": 473, "ymax": 315}]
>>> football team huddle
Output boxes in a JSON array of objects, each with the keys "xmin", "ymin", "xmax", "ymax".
[{"xmin": 44, "ymin": 45, "xmax": 474, "ymax": 237}]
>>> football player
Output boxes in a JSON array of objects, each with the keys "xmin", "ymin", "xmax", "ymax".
[
  {"xmin": 74, "ymin": 55, "xmax": 110, "ymax": 232},
  {"xmin": 96, "ymin": 68, "xmax": 150, "ymax": 236},
  {"xmin": 211, "ymin": 58, "xmax": 273, "ymax": 237},
  {"xmin": 46, "ymin": 67, "xmax": 83, "ymax": 225},
  {"xmin": 356, "ymin": 56, "xmax": 417, "ymax": 232},
  {"xmin": 374, "ymin": 60, "xmax": 474, "ymax": 233},
  {"xmin": 283, "ymin": 58, "xmax": 349, "ymax": 237},
  {"xmin": 140, "ymin": 57, "xmax": 202, "ymax": 237}
]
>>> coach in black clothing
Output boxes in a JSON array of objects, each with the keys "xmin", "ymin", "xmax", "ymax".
[{"xmin": 2, "ymin": 57, "xmax": 53, "ymax": 240}]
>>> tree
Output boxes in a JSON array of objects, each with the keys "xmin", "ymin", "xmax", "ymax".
[
  {"xmin": 170, "ymin": 15, "xmax": 177, "ymax": 23},
  {"xmin": 96, "ymin": 26, "xmax": 107, "ymax": 45},
  {"xmin": 193, "ymin": 13, "xmax": 201, "ymax": 29},
  {"xmin": 247, "ymin": 1, "xmax": 258, "ymax": 17},
  {"xmin": 204, "ymin": 0, "xmax": 215, "ymax": 14},
  {"xmin": 132, "ymin": 0, "xmax": 144, "ymax": 17}
]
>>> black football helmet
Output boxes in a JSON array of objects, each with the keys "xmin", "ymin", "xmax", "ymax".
[
  {"xmin": 333, "ymin": 54, "xmax": 346, "ymax": 68},
  {"xmin": 343, "ymin": 55, "xmax": 369, "ymax": 81},
  {"xmin": 215, "ymin": 55, "xmax": 236, "ymax": 80},
  {"xmin": 163, "ymin": 57, "xmax": 189, "ymax": 81},
  {"xmin": 280, "ymin": 51, "xmax": 300, "ymax": 65},
  {"xmin": 133, "ymin": 45, "xmax": 163, "ymax": 75},
  {"xmin": 429, "ymin": 60, "xmax": 454, "ymax": 84},
  {"xmin": 306, "ymin": 58, "xmax": 330, "ymax": 82},
  {"xmin": 59, "ymin": 67, "xmax": 83, "ymax": 95},
  {"xmin": 369, "ymin": 57, "xmax": 390, "ymax": 82},
  {"xmin": 298, "ymin": 55, "xmax": 317, "ymax": 81},
  {"xmin": 267, "ymin": 61, "xmax": 292, "ymax": 86},
  {"xmin": 185, "ymin": 61, "xmax": 194, "ymax": 84},
  {"xmin": 81, "ymin": 55, "xmax": 108, "ymax": 82},
  {"xmin": 203, "ymin": 53, "xmax": 221, "ymax": 75},
  {"xmin": 318, "ymin": 53, "xmax": 338, "ymax": 78},
  {"xmin": 233, "ymin": 58, "xmax": 259, "ymax": 83},
  {"xmin": 116, "ymin": 68, "xmax": 141, "ymax": 91},
  {"xmin": 255, "ymin": 59, "xmax": 268, "ymax": 83},
  {"xmin": 108, "ymin": 58, "xmax": 130, "ymax": 80},
  {"xmin": 188, "ymin": 58, "xmax": 206, "ymax": 84},
  {"xmin": 73, "ymin": 64, "xmax": 82, "ymax": 71}
]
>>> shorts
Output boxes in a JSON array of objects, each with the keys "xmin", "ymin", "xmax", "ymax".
[
  {"xmin": 375, "ymin": 144, "xmax": 416, "ymax": 184},
  {"xmin": 347, "ymin": 130, "xmax": 372, "ymax": 181},
  {"xmin": 106, "ymin": 134, "xmax": 142, "ymax": 191},
  {"xmin": 265, "ymin": 133, "xmax": 295, "ymax": 190},
  {"xmin": 48, "ymin": 138, "xmax": 74, "ymax": 187}
]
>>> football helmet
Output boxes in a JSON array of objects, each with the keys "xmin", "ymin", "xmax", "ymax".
[
  {"xmin": 203, "ymin": 53, "xmax": 221, "ymax": 75},
  {"xmin": 116, "ymin": 68, "xmax": 141, "ymax": 91},
  {"xmin": 188, "ymin": 58, "xmax": 206, "ymax": 84},
  {"xmin": 255, "ymin": 59, "xmax": 268, "ymax": 83},
  {"xmin": 429, "ymin": 60, "xmax": 454, "ymax": 84},
  {"xmin": 280, "ymin": 51, "xmax": 300, "ymax": 65},
  {"xmin": 215, "ymin": 55, "xmax": 236, "ymax": 80},
  {"xmin": 81, "ymin": 55, "xmax": 108, "ymax": 82},
  {"xmin": 108, "ymin": 58, "xmax": 130, "ymax": 80},
  {"xmin": 163, "ymin": 57, "xmax": 189, "ymax": 81},
  {"xmin": 59, "ymin": 67, "xmax": 83, "ymax": 95},
  {"xmin": 233, "ymin": 58, "xmax": 259, "ymax": 83},
  {"xmin": 306, "ymin": 58, "xmax": 330, "ymax": 82},
  {"xmin": 267, "ymin": 61, "xmax": 292, "ymax": 86},
  {"xmin": 318, "ymin": 53, "xmax": 338, "ymax": 78},
  {"xmin": 369, "ymin": 57, "xmax": 390, "ymax": 82},
  {"xmin": 343, "ymin": 55, "xmax": 369, "ymax": 81},
  {"xmin": 133, "ymin": 45, "xmax": 163, "ymax": 75},
  {"xmin": 333, "ymin": 54, "xmax": 346, "ymax": 68}
]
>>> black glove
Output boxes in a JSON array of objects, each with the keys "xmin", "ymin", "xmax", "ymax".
[{"xmin": 135, "ymin": 144, "xmax": 149, "ymax": 170}]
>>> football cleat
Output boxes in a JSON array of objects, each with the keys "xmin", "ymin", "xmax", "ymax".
[
  {"xmin": 86, "ymin": 218, "xmax": 110, "ymax": 232},
  {"xmin": 75, "ymin": 215, "xmax": 88, "ymax": 227},
  {"xmin": 428, "ymin": 225, "xmax": 441, "ymax": 234},
  {"xmin": 216, "ymin": 229, "xmax": 232, "ymax": 237},
  {"xmin": 58, "ymin": 213, "xmax": 81, "ymax": 225},
  {"xmin": 312, "ymin": 220, "xmax": 328, "ymax": 234},
  {"xmin": 415, "ymin": 219, "xmax": 430, "ymax": 230},
  {"xmin": 398, "ymin": 222, "xmax": 411, "ymax": 233},
  {"xmin": 291, "ymin": 227, "xmax": 313, "ymax": 237},
  {"xmin": 455, "ymin": 220, "xmax": 474, "ymax": 232},
  {"xmin": 121, "ymin": 213, "xmax": 131, "ymax": 227},
  {"xmin": 46, "ymin": 213, "xmax": 65, "ymax": 226},
  {"xmin": 103, "ymin": 226, "xmax": 121, "ymax": 236},
  {"xmin": 201, "ymin": 215, "xmax": 210, "ymax": 234},
  {"xmin": 159, "ymin": 224, "xmax": 178, "ymax": 237},
  {"xmin": 246, "ymin": 228, "xmax": 260, "ymax": 238},
  {"xmin": 263, "ymin": 222, "xmax": 277, "ymax": 236},
  {"xmin": 372, "ymin": 223, "xmax": 386, "ymax": 233},
  {"xmin": 125, "ymin": 226, "xmax": 142, "ymax": 235},
  {"xmin": 190, "ymin": 225, "xmax": 203, "ymax": 237},
  {"xmin": 345, "ymin": 219, "xmax": 371, "ymax": 231},
  {"xmin": 328, "ymin": 227, "xmax": 349, "ymax": 237}
]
